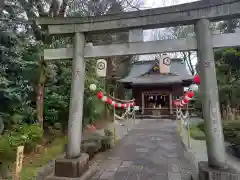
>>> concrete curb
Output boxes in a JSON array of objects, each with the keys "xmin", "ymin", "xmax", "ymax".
[
  {"xmin": 79, "ymin": 162, "xmax": 99, "ymax": 180},
  {"xmin": 177, "ymin": 132, "xmax": 199, "ymax": 180}
]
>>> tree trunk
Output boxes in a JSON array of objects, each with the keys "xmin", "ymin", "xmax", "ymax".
[
  {"xmin": 36, "ymin": 61, "xmax": 47, "ymax": 128},
  {"xmin": 37, "ymin": 84, "xmax": 44, "ymax": 128}
]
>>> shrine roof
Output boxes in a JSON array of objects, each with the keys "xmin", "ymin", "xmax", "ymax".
[{"xmin": 118, "ymin": 58, "xmax": 193, "ymax": 85}]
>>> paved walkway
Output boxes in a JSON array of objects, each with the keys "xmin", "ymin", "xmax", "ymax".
[{"xmin": 91, "ymin": 119, "xmax": 196, "ymax": 180}]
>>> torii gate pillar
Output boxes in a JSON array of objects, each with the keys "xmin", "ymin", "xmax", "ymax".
[
  {"xmin": 195, "ymin": 19, "xmax": 233, "ymax": 179},
  {"xmin": 50, "ymin": 33, "xmax": 90, "ymax": 179}
]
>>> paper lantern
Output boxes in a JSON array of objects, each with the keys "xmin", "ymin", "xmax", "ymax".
[
  {"xmin": 189, "ymin": 84, "xmax": 198, "ymax": 92},
  {"xmin": 193, "ymin": 75, "xmax": 200, "ymax": 85},
  {"xmin": 107, "ymin": 98, "xmax": 113, "ymax": 105},
  {"xmin": 121, "ymin": 104, "xmax": 125, "ymax": 108},
  {"xmin": 184, "ymin": 95, "xmax": 191, "ymax": 101},
  {"xmin": 89, "ymin": 84, "xmax": 97, "ymax": 91},
  {"xmin": 112, "ymin": 101, "xmax": 116, "ymax": 106},
  {"xmin": 114, "ymin": 103, "xmax": 118, "ymax": 108},
  {"xmin": 97, "ymin": 91, "xmax": 103, "ymax": 99},
  {"xmin": 101, "ymin": 96, "xmax": 107, "ymax": 102},
  {"xmin": 183, "ymin": 98, "xmax": 189, "ymax": 104},
  {"xmin": 186, "ymin": 91, "xmax": 194, "ymax": 98},
  {"xmin": 179, "ymin": 102, "xmax": 184, "ymax": 107}
]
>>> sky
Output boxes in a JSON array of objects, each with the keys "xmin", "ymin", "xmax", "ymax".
[
  {"xmin": 143, "ymin": 0, "xmax": 199, "ymax": 8},
  {"xmin": 137, "ymin": 0, "xmax": 199, "ymax": 73}
]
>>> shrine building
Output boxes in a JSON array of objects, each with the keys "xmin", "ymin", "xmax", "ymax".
[{"xmin": 118, "ymin": 55, "xmax": 193, "ymax": 118}]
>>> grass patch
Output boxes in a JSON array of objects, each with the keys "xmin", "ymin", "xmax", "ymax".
[
  {"xmin": 20, "ymin": 136, "xmax": 67, "ymax": 179},
  {"xmin": 189, "ymin": 125, "xmax": 206, "ymax": 140}
]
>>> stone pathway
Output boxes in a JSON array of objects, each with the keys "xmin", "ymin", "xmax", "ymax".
[{"xmin": 91, "ymin": 119, "xmax": 196, "ymax": 180}]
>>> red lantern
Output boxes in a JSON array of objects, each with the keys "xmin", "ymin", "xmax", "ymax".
[
  {"xmin": 121, "ymin": 104, "xmax": 125, "ymax": 108},
  {"xmin": 183, "ymin": 98, "xmax": 189, "ymax": 104},
  {"xmin": 114, "ymin": 103, "xmax": 118, "ymax": 108},
  {"xmin": 193, "ymin": 75, "xmax": 200, "ymax": 85},
  {"xmin": 179, "ymin": 102, "xmax": 184, "ymax": 107},
  {"xmin": 186, "ymin": 91, "xmax": 194, "ymax": 98},
  {"xmin": 172, "ymin": 100, "xmax": 176, "ymax": 105},
  {"xmin": 97, "ymin": 91, "xmax": 103, "ymax": 99},
  {"xmin": 107, "ymin": 98, "xmax": 112, "ymax": 105}
]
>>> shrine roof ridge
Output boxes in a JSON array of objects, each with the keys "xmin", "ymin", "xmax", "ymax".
[{"xmin": 132, "ymin": 58, "xmax": 183, "ymax": 65}]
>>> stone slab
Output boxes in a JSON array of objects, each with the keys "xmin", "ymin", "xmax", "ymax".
[
  {"xmin": 198, "ymin": 161, "xmax": 240, "ymax": 180},
  {"xmin": 55, "ymin": 153, "xmax": 89, "ymax": 178}
]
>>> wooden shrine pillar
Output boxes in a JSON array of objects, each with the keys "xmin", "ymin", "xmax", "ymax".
[
  {"xmin": 141, "ymin": 92, "xmax": 145, "ymax": 115},
  {"xmin": 169, "ymin": 92, "xmax": 173, "ymax": 115}
]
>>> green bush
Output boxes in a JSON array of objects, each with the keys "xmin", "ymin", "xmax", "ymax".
[
  {"xmin": 197, "ymin": 123, "xmax": 204, "ymax": 132},
  {"xmin": 222, "ymin": 121, "xmax": 240, "ymax": 145},
  {"xmin": 190, "ymin": 126, "xmax": 206, "ymax": 140},
  {"xmin": 8, "ymin": 124, "xmax": 43, "ymax": 150},
  {"xmin": 196, "ymin": 121, "xmax": 240, "ymax": 145},
  {"xmin": 0, "ymin": 137, "xmax": 15, "ymax": 163},
  {"xmin": 0, "ymin": 124, "xmax": 43, "ymax": 163}
]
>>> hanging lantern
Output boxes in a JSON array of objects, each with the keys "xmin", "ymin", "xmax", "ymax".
[
  {"xmin": 178, "ymin": 100, "xmax": 184, "ymax": 107},
  {"xmin": 172, "ymin": 100, "xmax": 176, "ymax": 105},
  {"xmin": 101, "ymin": 96, "xmax": 107, "ymax": 102},
  {"xmin": 97, "ymin": 91, "xmax": 103, "ymax": 99},
  {"xmin": 117, "ymin": 103, "xmax": 122, "ymax": 108},
  {"xmin": 174, "ymin": 100, "xmax": 180, "ymax": 106},
  {"xmin": 112, "ymin": 101, "xmax": 116, "ymax": 106},
  {"xmin": 121, "ymin": 104, "xmax": 125, "ymax": 108},
  {"xmin": 189, "ymin": 84, "xmax": 198, "ymax": 92},
  {"xmin": 89, "ymin": 84, "xmax": 97, "ymax": 91},
  {"xmin": 183, "ymin": 98, "xmax": 189, "ymax": 104},
  {"xmin": 107, "ymin": 98, "xmax": 113, "ymax": 105},
  {"xmin": 193, "ymin": 75, "xmax": 200, "ymax": 85},
  {"xmin": 114, "ymin": 103, "xmax": 118, "ymax": 108},
  {"xmin": 186, "ymin": 91, "xmax": 194, "ymax": 99}
]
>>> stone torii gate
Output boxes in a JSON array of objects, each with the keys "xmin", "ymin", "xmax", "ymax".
[{"xmin": 37, "ymin": 0, "xmax": 240, "ymax": 179}]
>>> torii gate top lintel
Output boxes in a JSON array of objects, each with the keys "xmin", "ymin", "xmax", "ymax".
[{"xmin": 36, "ymin": 0, "xmax": 240, "ymax": 34}]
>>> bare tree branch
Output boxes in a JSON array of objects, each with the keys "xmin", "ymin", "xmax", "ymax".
[{"xmin": 58, "ymin": 0, "xmax": 69, "ymax": 16}]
